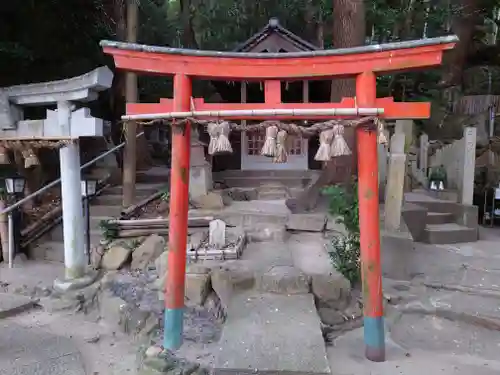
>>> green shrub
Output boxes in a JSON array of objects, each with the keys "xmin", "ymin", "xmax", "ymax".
[{"xmin": 323, "ymin": 180, "xmax": 361, "ymax": 284}]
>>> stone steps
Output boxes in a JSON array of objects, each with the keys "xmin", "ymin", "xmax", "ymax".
[
  {"xmin": 101, "ymin": 183, "xmax": 166, "ymax": 197},
  {"xmin": 218, "ymin": 176, "xmax": 314, "ymax": 188},
  {"xmin": 214, "ymin": 292, "xmax": 331, "ymax": 375},
  {"xmin": 422, "ymin": 223, "xmax": 478, "ymax": 244},
  {"xmin": 425, "ymin": 212, "xmax": 454, "ymax": 225}
]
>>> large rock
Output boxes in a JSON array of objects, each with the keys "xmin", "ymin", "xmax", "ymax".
[
  {"xmin": 311, "ymin": 271, "xmax": 351, "ymax": 308},
  {"xmin": 210, "ymin": 260, "xmax": 255, "ymax": 310},
  {"xmin": 286, "ymin": 213, "xmax": 327, "ymax": 232},
  {"xmin": 132, "ymin": 234, "xmax": 166, "ymax": 270},
  {"xmin": 153, "ymin": 251, "xmax": 169, "ymax": 299},
  {"xmin": 326, "ymin": 215, "xmax": 347, "ymax": 235},
  {"xmin": 101, "ymin": 245, "xmax": 132, "ymax": 270},
  {"xmin": 256, "ymin": 266, "xmax": 310, "ymax": 294},
  {"xmin": 246, "ymin": 224, "xmax": 287, "ymax": 243},
  {"xmin": 185, "ymin": 272, "xmax": 211, "ymax": 305},
  {"xmin": 191, "ymin": 192, "xmax": 225, "ymax": 210}
]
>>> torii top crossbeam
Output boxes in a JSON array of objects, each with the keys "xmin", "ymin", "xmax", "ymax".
[{"xmin": 101, "ymin": 36, "xmax": 457, "ymax": 121}]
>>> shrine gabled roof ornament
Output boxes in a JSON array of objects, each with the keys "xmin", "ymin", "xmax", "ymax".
[{"xmin": 233, "ymin": 17, "xmax": 319, "ymax": 52}]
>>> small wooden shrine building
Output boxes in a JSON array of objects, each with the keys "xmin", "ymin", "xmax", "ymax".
[{"xmin": 211, "ymin": 18, "xmax": 336, "ymax": 175}]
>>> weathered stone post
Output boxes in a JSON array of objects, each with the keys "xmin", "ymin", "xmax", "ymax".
[
  {"xmin": 377, "ymin": 129, "xmax": 389, "ymax": 201},
  {"xmin": 460, "ymin": 126, "xmax": 476, "ymax": 205},
  {"xmin": 384, "ymin": 132, "xmax": 406, "ymax": 231},
  {"xmin": 419, "ymin": 132, "xmax": 429, "ymax": 176},
  {"xmin": 189, "ymin": 125, "xmax": 212, "ymax": 198}
]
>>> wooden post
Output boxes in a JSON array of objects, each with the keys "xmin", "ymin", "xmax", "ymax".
[
  {"xmin": 356, "ymin": 71, "xmax": 385, "ymax": 362},
  {"xmin": 122, "ymin": 0, "xmax": 138, "ymax": 207},
  {"xmin": 164, "ymin": 74, "xmax": 191, "ymax": 350}
]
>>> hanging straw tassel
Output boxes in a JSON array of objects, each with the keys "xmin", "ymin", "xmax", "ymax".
[
  {"xmin": 260, "ymin": 125, "xmax": 278, "ymax": 157},
  {"xmin": 207, "ymin": 122, "xmax": 219, "ymax": 155},
  {"xmin": 213, "ymin": 121, "xmax": 233, "ymax": 154},
  {"xmin": 314, "ymin": 129, "xmax": 334, "ymax": 161},
  {"xmin": 21, "ymin": 148, "xmax": 39, "ymax": 168},
  {"xmin": 0, "ymin": 146, "xmax": 9, "ymax": 164},
  {"xmin": 273, "ymin": 130, "xmax": 288, "ymax": 163},
  {"xmin": 330, "ymin": 124, "xmax": 351, "ymax": 157},
  {"xmin": 375, "ymin": 118, "xmax": 388, "ymax": 145},
  {"xmin": 261, "ymin": 125, "xmax": 278, "ymax": 157}
]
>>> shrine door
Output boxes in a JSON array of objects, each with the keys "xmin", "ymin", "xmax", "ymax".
[{"xmin": 241, "ymin": 130, "xmax": 308, "ymax": 170}]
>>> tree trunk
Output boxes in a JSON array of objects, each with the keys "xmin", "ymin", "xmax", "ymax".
[
  {"xmin": 439, "ymin": 0, "xmax": 479, "ymax": 87},
  {"xmin": 122, "ymin": 0, "xmax": 139, "ymax": 207},
  {"xmin": 286, "ymin": 0, "xmax": 366, "ymax": 213}
]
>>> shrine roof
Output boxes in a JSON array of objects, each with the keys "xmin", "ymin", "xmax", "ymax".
[
  {"xmin": 100, "ymin": 35, "xmax": 458, "ymax": 59},
  {"xmin": 232, "ymin": 17, "xmax": 319, "ymax": 52}
]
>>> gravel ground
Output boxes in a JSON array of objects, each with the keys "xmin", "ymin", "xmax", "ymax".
[{"xmin": 106, "ymin": 267, "xmax": 223, "ymax": 365}]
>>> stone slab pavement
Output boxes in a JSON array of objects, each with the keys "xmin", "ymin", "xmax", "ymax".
[{"xmin": 214, "ymin": 292, "xmax": 331, "ymax": 375}]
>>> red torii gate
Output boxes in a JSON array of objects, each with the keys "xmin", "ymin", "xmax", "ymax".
[{"xmin": 101, "ymin": 35, "xmax": 457, "ymax": 362}]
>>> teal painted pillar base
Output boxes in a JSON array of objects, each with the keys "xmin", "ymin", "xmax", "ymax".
[
  {"xmin": 364, "ymin": 316, "xmax": 385, "ymax": 362},
  {"xmin": 163, "ymin": 308, "xmax": 184, "ymax": 350}
]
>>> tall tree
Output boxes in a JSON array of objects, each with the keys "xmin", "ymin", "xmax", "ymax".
[{"xmin": 286, "ymin": 0, "xmax": 366, "ymax": 213}]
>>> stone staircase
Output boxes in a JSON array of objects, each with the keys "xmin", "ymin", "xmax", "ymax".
[
  {"xmin": 30, "ymin": 167, "xmax": 169, "ymax": 262},
  {"xmin": 404, "ymin": 191, "xmax": 479, "ymax": 245},
  {"xmin": 422, "ymin": 212, "xmax": 478, "ymax": 244},
  {"xmin": 213, "ymin": 170, "xmax": 321, "ymax": 189}
]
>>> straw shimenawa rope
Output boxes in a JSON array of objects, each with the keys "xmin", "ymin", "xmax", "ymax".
[
  {"xmin": 375, "ymin": 118, "xmax": 388, "ymax": 145},
  {"xmin": 0, "ymin": 146, "xmax": 9, "ymax": 164},
  {"xmin": 21, "ymin": 148, "xmax": 40, "ymax": 168},
  {"xmin": 0, "ymin": 139, "xmax": 73, "ymax": 150},
  {"xmin": 128, "ymin": 116, "xmax": 383, "ymax": 160},
  {"xmin": 207, "ymin": 122, "xmax": 219, "ymax": 155},
  {"xmin": 330, "ymin": 124, "xmax": 351, "ymax": 157},
  {"xmin": 315, "ymin": 129, "xmax": 334, "ymax": 161},
  {"xmin": 273, "ymin": 130, "xmax": 288, "ymax": 163},
  {"xmin": 261, "ymin": 125, "xmax": 278, "ymax": 157}
]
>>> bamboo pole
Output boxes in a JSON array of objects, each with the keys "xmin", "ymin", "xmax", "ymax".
[{"xmin": 122, "ymin": 108, "xmax": 384, "ymax": 121}]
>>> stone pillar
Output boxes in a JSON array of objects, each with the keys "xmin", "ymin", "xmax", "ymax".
[
  {"xmin": 384, "ymin": 132, "xmax": 406, "ymax": 231},
  {"xmin": 189, "ymin": 125, "xmax": 212, "ymax": 198},
  {"xmin": 57, "ymin": 101, "xmax": 86, "ymax": 280},
  {"xmin": 460, "ymin": 126, "xmax": 476, "ymax": 205},
  {"xmin": 395, "ymin": 120, "xmax": 414, "ymax": 192},
  {"xmin": 419, "ymin": 133, "xmax": 429, "ymax": 175}
]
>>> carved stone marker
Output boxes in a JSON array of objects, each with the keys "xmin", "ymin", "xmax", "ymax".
[
  {"xmin": 460, "ymin": 127, "xmax": 476, "ymax": 205},
  {"xmin": 209, "ymin": 219, "xmax": 226, "ymax": 249}
]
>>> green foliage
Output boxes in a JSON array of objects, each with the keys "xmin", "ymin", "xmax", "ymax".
[
  {"xmin": 323, "ymin": 182, "xmax": 359, "ymax": 234},
  {"xmin": 323, "ymin": 181, "xmax": 360, "ymax": 284},
  {"xmin": 99, "ymin": 219, "xmax": 119, "ymax": 241},
  {"xmin": 160, "ymin": 186, "xmax": 170, "ymax": 202}
]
